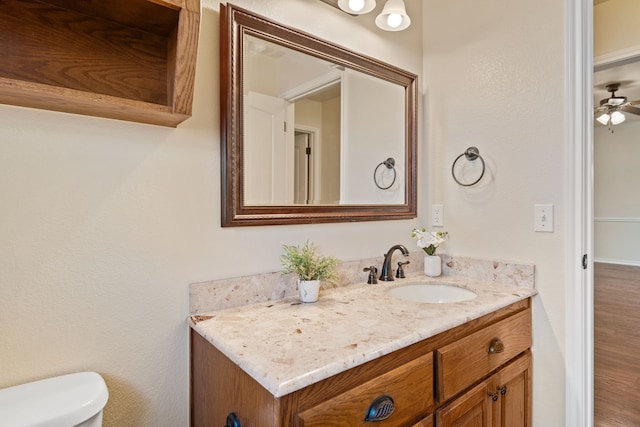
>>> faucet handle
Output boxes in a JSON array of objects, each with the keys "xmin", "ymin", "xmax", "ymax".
[
  {"xmin": 396, "ymin": 261, "xmax": 410, "ymax": 279},
  {"xmin": 363, "ymin": 266, "xmax": 378, "ymax": 284}
]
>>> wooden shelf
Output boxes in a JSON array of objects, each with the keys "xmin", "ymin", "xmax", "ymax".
[{"xmin": 0, "ymin": 0, "xmax": 200, "ymax": 127}]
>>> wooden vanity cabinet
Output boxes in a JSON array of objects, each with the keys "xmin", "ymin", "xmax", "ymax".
[
  {"xmin": 435, "ymin": 381, "xmax": 492, "ymax": 426},
  {"xmin": 190, "ymin": 298, "xmax": 532, "ymax": 427},
  {"xmin": 0, "ymin": 0, "xmax": 200, "ymax": 127},
  {"xmin": 412, "ymin": 414, "xmax": 434, "ymax": 427},
  {"xmin": 436, "ymin": 352, "xmax": 531, "ymax": 427},
  {"xmin": 191, "ymin": 333, "xmax": 435, "ymax": 426},
  {"xmin": 435, "ymin": 308, "xmax": 532, "ymax": 427}
]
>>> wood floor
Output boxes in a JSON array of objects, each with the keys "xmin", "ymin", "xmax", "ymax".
[{"xmin": 594, "ymin": 262, "xmax": 640, "ymax": 427}]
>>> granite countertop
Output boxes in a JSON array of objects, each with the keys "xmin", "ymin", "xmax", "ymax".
[{"xmin": 189, "ymin": 275, "xmax": 537, "ymax": 398}]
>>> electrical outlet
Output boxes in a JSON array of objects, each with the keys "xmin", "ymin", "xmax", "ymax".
[
  {"xmin": 432, "ymin": 204, "xmax": 444, "ymax": 227},
  {"xmin": 534, "ymin": 204, "xmax": 554, "ymax": 232}
]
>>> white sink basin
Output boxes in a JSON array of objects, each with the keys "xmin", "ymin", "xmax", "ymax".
[{"xmin": 388, "ymin": 283, "xmax": 477, "ymax": 303}]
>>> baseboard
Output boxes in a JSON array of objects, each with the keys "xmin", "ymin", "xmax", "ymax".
[{"xmin": 594, "ymin": 258, "xmax": 640, "ymax": 267}]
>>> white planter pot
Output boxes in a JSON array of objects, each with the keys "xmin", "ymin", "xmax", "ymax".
[
  {"xmin": 424, "ymin": 255, "xmax": 442, "ymax": 277},
  {"xmin": 298, "ymin": 280, "xmax": 320, "ymax": 303}
]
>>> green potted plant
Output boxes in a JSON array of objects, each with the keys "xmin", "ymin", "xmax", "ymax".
[{"xmin": 280, "ymin": 240, "xmax": 339, "ymax": 303}]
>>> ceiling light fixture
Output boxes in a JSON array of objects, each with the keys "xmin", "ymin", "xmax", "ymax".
[
  {"xmin": 322, "ymin": 0, "xmax": 411, "ymax": 31},
  {"xmin": 610, "ymin": 111, "xmax": 626, "ymax": 125},
  {"xmin": 375, "ymin": 0, "xmax": 411, "ymax": 31},
  {"xmin": 596, "ymin": 110, "xmax": 626, "ymax": 132},
  {"xmin": 337, "ymin": 0, "xmax": 376, "ymax": 14},
  {"xmin": 596, "ymin": 113, "xmax": 610, "ymax": 126},
  {"xmin": 594, "ymin": 83, "xmax": 640, "ymax": 132}
]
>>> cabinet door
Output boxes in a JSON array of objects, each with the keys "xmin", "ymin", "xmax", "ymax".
[
  {"xmin": 490, "ymin": 352, "xmax": 531, "ymax": 427},
  {"xmin": 412, "ymin": 413, "xmax": 434, "ymax": 427},
  {"xmin": 436, "ymin": 352, "xmax": 531, "ymax": 427},
  {"xmin": 436, "ymin": 381, "xmax": 492, "ymax": 427}
]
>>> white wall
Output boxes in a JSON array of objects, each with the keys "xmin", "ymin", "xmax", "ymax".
[
  {"xmin": 594, "ymin": 0, "xmax": 640, "ymax": 267},
  {"xmin": 0, "ymin": 1, "xmax": 424, "ymax": 426},
  {"xmin": 341, "ymin": 69, "xmax": 406, "ymax": 203},
  {"xmin": 594, "ymin": 0, "xmax": 640, "ymax": 57},
  {"xmin": 422, "ymin": 0, "xmax": 567, "ymax": 425},
  {"xmin": 594, "ymin": 121, "xmax": 640, "ymax": 265}
]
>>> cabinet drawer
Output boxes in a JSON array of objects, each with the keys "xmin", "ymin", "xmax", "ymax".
[
  {"xmin": 298, "ymin": 353, "xmax": 434, "ymax": 426},
  {"xmin": 436, "ymin": 308, "xmax": 531, "ymax": 402}
]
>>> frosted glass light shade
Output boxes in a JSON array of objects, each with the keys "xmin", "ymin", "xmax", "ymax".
[
  {"xmin": 608, "ymin": 96, "xmax": 626, "ymax": 106},
  {"xmin": 337, "ymin": 0, "xmax": 376, "ymax": 14},
  {"xmin": 610, "ymin": 111, "xmax": 626, "ymax": 125},
  {"xmin": 596, "ymin": 113, "xmax": 610, "ymax": 125},
  {"xmin": 349, "ymin": 0, "xmax": 364, "ymax": 11},
  {"xmin": 375, "ymin": 0, "xmax": 411, "ymax": 31},
  {"xmin": 596, "ymin": 111, "xmax": 626, "ymax": 126}
]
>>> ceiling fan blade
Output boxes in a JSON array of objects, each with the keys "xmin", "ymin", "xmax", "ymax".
[
  {"xmin": 621, "ymin": 105, "xmax": 640, "ymax": 116},
  {"xmin": 629, "ymin": 100, "xmax": 640, "ymax": 106}
]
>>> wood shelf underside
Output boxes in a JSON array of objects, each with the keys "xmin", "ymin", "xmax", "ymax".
[{"xmin": 0, "ymin": 0, "xmax": 199, "ymax": 126}]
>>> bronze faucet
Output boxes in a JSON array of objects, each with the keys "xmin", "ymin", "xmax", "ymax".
[{"xmin": 379, "ymin": 245, "xmax": 409, "ymax": 281}]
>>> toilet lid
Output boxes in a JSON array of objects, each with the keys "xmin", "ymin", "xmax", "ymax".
[{"xmin": 0, "ymin": 372, "xmax": 109, "ymax": 427}]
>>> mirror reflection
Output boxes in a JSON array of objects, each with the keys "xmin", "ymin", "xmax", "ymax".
[
  {"xmin": 243, "ymin": 34, "xmax": 405, "ymax": 206},
  {"xmin": 220, "ymin": 3, "xmax": 417, "ymax": 226}
]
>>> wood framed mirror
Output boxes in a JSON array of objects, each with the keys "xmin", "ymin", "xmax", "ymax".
[{"xmin": 220, "ymin": 3, "xmax": 417, "ymax": 226}]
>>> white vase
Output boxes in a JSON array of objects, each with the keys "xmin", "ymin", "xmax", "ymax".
[
  {"xmin": 424, "ymin": 255, "xmax": 442, "ymax": 277},
  {"xmin": 298, "ymin": 280, "xmax": 321, "ymax": 303}
]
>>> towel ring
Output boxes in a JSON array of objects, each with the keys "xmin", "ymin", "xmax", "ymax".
[
  {"xmin": 374, "ymin": 157, "xmax": 397, "ymax": 190},
  {"xmin": 451, "ymin": 147, "xmax": 485, "ymax": 186}
]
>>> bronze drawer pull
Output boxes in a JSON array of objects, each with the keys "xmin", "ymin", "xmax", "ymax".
[
  {"xmin": 364, "ymin": 394, "xmax": 395, "ymax": 422},
  {"xmin": 488, "ymin": 391, "xmax": 499, "ymax": 402},
  {"xmin": 224, "ymin": 412, "xmax": 241, "ymax": 427},
  {"xmin": 488, "ymin": 338, "xmax": 504, "ymax": 354}
]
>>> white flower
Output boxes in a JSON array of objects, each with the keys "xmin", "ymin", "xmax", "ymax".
[{"xmin": 411, "ymin": 228, "xmax": 449, "ymax": 256}]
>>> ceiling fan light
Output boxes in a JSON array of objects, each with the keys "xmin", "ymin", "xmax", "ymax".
[
  {"xmin": 596, "ymin": 113, "xmax": 610, "ymax": 125},
  {"xmin": 337, "ymin": 0, "xmax": 376, "ymax": 14},
  {"xmin": 610, "ymin": 111, "xmax": 626, "ymax": 125},
  {"xmin": 375, "ymin": 0, "xmax": 411, "ymax": 31},
  {"xmin": 608, "ymin": 96, "xmax": 627, "ymax": 106}
]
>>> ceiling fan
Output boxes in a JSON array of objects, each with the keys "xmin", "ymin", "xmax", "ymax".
[{"xmin": 595, "ymin": 83, "xmax": 640, "ymax": 131}]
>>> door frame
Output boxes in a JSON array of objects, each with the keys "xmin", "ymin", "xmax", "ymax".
[
  {"xmin": 566, "ymin": 0, "xmax": 593, "ymax": 426},
  {"xmin": 295, "ymin": 124, "xmax": 322, "ymax": 204},
  {"xmin": 567, "ymin": 2, "xmax": 640, "ymax": 425}
]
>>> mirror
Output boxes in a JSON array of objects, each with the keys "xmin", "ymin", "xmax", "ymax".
[{"xmin": 220, "ymin": 3, "xmax": 417, "ymax": 226}]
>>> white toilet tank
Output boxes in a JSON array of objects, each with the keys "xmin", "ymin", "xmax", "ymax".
[{"xmin": 0, "ymin": 371, "xmax": 109, "ymax": 427}]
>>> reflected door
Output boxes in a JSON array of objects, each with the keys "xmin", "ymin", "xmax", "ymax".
[
  {"xmin": 245, "ymin": 92, "xmax": 294, "ymax": 204},
  {"xmin": 294, "ymin": 131, "xmax": 311, "ymax": 204}
]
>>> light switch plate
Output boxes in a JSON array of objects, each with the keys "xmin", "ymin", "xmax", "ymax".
[{"xmin": 534, "ymin": 204, "xmax": 554, "ymax": 232}]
